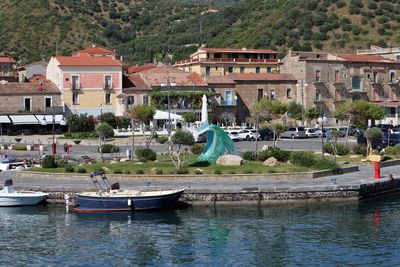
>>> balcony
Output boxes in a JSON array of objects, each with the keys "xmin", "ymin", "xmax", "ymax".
[
  {"xmin": 348, "ymin": 88, "xmax": 367, "ymax": 94},
  {"xmin": 175, "ymin": 57, "xmax": 279, "ymax": 65},
  {"xmin": 216, "ymin": 98, "xmax": 237, "ymax": 106},
  {"xmin": 103, "ymin": 83, "xmax": 113, "ymax": 90},
  {"xmin": 71, "ymin": 83, "xmax": 80, "ymax": 90},
  {"xmin": 389, "ymin": 79, "xmax": 400, "ymax": 86},
  {"xmin": 370, "ymin": 78, "xmax": 384, "ymax": 85}
]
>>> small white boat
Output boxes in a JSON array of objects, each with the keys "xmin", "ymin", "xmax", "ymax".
[{"xmin": 0, "ymin": 180, "xmax": 48, "ymax": 206}]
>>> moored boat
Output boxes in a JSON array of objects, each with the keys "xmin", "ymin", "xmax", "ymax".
[
  {"xmin": 0, "ymin": 180, "xmax": 48, "ymax": 206},
  {"xmin": 67, "ymin": 172, "xmax": 186, "ymax": 213}
]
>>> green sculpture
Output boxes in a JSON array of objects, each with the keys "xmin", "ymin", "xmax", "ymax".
[{"xmin": 194, "ymin": 124, "xmax": 240, "ymax": 164}]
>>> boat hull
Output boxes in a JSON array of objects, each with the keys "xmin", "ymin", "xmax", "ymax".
[
  {"xmin": 72, "ymin": 190, "xmax": 185, "ymax": 212},
  {"xmin": 0, "ymin": 194, "xmax": 48, "ymax": 207}
]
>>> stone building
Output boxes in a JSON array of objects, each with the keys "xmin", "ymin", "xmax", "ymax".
[
  {"xmin": 281, "ymin": 51, "xmax": 400, "ymax": 125},
  {"xmin": 0, "ymin": 56, "xmax": 17, "ymax": 82}
]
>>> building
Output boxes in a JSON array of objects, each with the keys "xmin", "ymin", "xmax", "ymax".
[
  {"xmin": 0, "ymin": 56, "xmax": 17, "ymax": 82},
  {"xmin": 18, "ymin": 61, "xmax": 48, "ymax": 81},
  {"xmin": 357, "ymin": 45, "xmax": 400, "ymax": 61},
  {"xmin": 281, "ymin": 51, "xmax": 400, "ymax": 125},
  {"xmin": 175, "ymin": 47, "xmax": 280, "ymax": 77},
  {"xmin": 46, "ymin": 47, "xmax": 124, "ymax": 116}
]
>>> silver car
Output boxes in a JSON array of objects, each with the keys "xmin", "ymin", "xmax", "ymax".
[{"xmin": 281, "ymin": 127, "xmax": 306, "ymax": 139}]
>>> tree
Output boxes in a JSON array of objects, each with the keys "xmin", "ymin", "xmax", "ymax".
[
  {"xmin": 97, "ymin": 112, "xmax": 118, "ymax": 128},
  {"xmin": 287, "ymin": 101, "xmax": 302, "ymax": 121},
  {"xmin": 67, "ymin": 114, "xmax": 96, "ymax": 133},
  {"xmin": 364, "ymin": 128, "xmax": 383, "ymax": 155},
  {"xmin": 168, "ymin": 130, "xmax": 195, "ymax": 170},
  {"xmin": 251, "ymin": 99, "xmax": 288, "ymax": 151},
  {"xmin": 96, "ymin": 123, "xmax": 114, "ymax": 161},
  {"xmin": 334, "ymin": 100, "xmax": 384, "ymax": 147},
  {"xmin": 183, "ymin": 112, "xmax": 197, "ymax": 124},
  {"xmin": 328, "ymin": 130, "xmax": 344, "ymax": 161},
  {"xmin": 305, "ymin": 107, "xmax": 322, "ymax": 125},
  {"xmin": 125, "ymin": 104, "xmax": 156, "ymax": 150}
]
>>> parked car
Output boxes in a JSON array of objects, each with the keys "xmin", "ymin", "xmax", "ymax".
[
  {"xmin": 357, "ymin": 132, "xmax": 385, "ymax": 150},
  {"xmin": 381, "ymin": 133, "xmax": 400, "ymax": 147},
  {"xmin": 225, "ymin": 131, "xmax": 240, "ymax": 142},
  {"xmin": 258, "ymin": 128, "xmax": 274, "ymax": 140},
  {"xmin": 280, "ymin": 127, "xmax": 306, "ymax": 139},
  {"xmin": 238, "ymin": 129, "xmax": 257, "ymax": 141},
  {"xmin": 324, "ymin": 127, "xmax": 345, "ymax": 137},
  {"xmin": 305, "ymin": 128, "xmax": 322, "ymax": 138}
]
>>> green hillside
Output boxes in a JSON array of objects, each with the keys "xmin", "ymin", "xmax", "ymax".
[{"xmin": 1, "ymin": 0, "xmax": 399, "ymax": 64}]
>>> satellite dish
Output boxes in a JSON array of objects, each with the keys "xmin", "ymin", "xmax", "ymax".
[{"xmin": 12, "ymin": 64, "xmax": 17, "ymax": 69}]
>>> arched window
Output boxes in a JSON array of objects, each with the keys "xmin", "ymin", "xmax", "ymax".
[{"xmin": 352, "ymin": 76, "xmax": 361, "ymax": 90}]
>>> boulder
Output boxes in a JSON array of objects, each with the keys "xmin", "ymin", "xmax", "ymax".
[
  {"xmin": 262, "ymin": 145, "xmax": 270, "ymax": 151},
  {"xmin": 216, "ymin": 155, "xmax": 243, "ymax": 166},
  {"xmin": 263, "ymin": 157, "xmax": 279, "ymax": 167},
  {"xmin": 120, "ymin": 158, "xmax": 130, "ymax": 162},
  {"xmin": 109, "ymin": 160, "xmax": 118, "ymax": 164}
]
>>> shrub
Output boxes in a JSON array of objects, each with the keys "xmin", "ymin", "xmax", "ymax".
[
  {"xmin": 385, "ymin": 144, "xmax": 400, "ymax": 155},
  {"xmin": 157, "ymin": 136, "xmax": 168, "ymax": 144},
  {"xmin": 243, "ymin": 151, "xmax": 256, "ymax": 161},
  {"xmin": 176, "ymin": 167, "xmax": 189, "ymax": 174},
  {"xmin": 14, "ymin": 145, "xmax": 27, "ymax": 151},
  {"xmin": 256, "ymin": 148, "xmax": 290, "ymax": 162},
  {"xmin": 228, "ymin": 171, "xmax": 236, "ymax": 174},
  {"xmin": 135, "ymin": 148, "xmax": 157, "ymax": 162},
  {"xmin": 64, "ymin": 132, "xmax": 97, "ymax": 139},
  {"xmin": 290, "ymin": 152, "xmax": 316, "ymax": 168},
  {"xmin": 243, "ymin": 170, "xmax": 254, "ymax": 174},
  {"xmin": 214, "ymin": 170, "xmax": 222, "ymax": 175},
  {"xmin": 314, "ymin": 157, "xmax": 339, "ymax": 171},
  {"xmin": 56, "ymin": 159, "xmax": 69, "ymax": 167},
  {"xmin": 257, "ymin": 150, "xmax": 271, "ymax": 161},
  {"xmin": 194, "ymin": 169, "xmax": 203, "ymax": 175},
  {"xmin": 324, "ymin": 143, "xmax": 350, "ymax": 156},
  {"xmin": 156, "ymin": 169, "xmax": 163, "ymax": 175},
  {"xmin": 352, "ymin": 144, "xmax": 367, "ymax": 156},
  {"xmin": 113, "ymin": 169, "xmax": 123, "ymax": 174},
  {"xmin": 77, "ymin": 167, "xmax": 86, "ymax": 173},
  {"xmin": 99, "ymin": 144, "xmax": 119, "ymax": 153},
  {"xmin": 124, "ymin": 170, "xmax": 131, "ymax": 174},
  {"xmin": 190, "ymin": 144, "xmax": 204, "ymax": 155},
  {"xmin": 136, "ymin": 169, "xmax": 145, "ymax": 174},
  {"xmin": 42, "ymin": 155, "xmax": 57, "ymax": 168},
  {"xmin": 64, "ymin": 165, "xmax": 75, "ymax": 173}
]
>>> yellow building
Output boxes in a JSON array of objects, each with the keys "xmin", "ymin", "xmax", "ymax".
[{"xmin": 174, "ymin": 47, "xmax": 280, "ymax": 77}]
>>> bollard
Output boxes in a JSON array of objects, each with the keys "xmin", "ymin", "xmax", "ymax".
[{"xmin": 374, "ymin": 161, "xmax": 381, "ymax": 179}]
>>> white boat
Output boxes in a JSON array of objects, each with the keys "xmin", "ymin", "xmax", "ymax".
[{"xmin": 0, "ymin": 180, "xmax": 48, "ymax": 206}]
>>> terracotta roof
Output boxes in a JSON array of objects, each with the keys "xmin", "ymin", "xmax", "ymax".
[
  {"xmin": 76, "ymin": 47, "xmax": 114, "ymax": 55},
  {"xmin": 127, "ymin": 64, "xmax": 157, "ymax": 74},
  {"xmin": 229, "ymin": 73, "xmax": 297, "ymax": 81},
  {"xmin": 206, "ymin": 76, "xmax": 236, "ymax": 85},
  {"xmin": 198, "ymin": 48, "xmax": 277, "ymax": 54},
  {"xmin": 28, "ymin": 74, "xmax": 47, "ymax": 83},
  {"xmin": 0, "ymin": 82, "xmax": 60, "ymax": 95},
  {"xmin": 0, "ymin": 57, "xmax": 16, "ymax": 63},
  {"xmin": 330, "ymin": 53, "xmax": 397, "ymax": 63},
  {"xmin": 55, "ymin": 54, "xmax": 122, "ymax": 67},
  {"xmin": 124, "ymin": 74, "xmax": 151, "ymax": 91}
]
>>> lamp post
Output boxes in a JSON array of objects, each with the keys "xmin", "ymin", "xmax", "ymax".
[
  {"xmin": 99, "ymin": 104, "xmax": 103, "ymax": 121},
  {"xmin": 161, "ymin": 80, "xmax": 176, "ymax": 141},
  {"xmin": 41, "ymin": 108, "xmax": 66, "ymax": 156},
  {"xmin": 296, "ymin": 81, "xmax": 308, "ymax": 127},
  {"xmin": 317, "ymin": 115, "xmax": 327, "ymax": 158}
]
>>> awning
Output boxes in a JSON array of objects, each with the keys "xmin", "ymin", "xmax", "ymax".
[
  {"xmin": 376, "ymin": 101, "xmax": 400, "ymax": 107},
  {"xmin": 40, "ymin": 115, "xmax": 66, "ymax": 124},
  {"xmin": 0, "ymin": 115, "xmax": 11, "ymax": 123},
  {"xmin": 154, "ymin": 110, "xmax": 182, "ymax": 120},
  {"xmin": 9, "ymin": 115, "xmax": 39, "ymax": 125}
]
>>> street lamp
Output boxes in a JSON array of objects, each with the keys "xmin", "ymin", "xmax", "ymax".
[
  {"xmin": 161, "ymin": 80, "xmax": 176, "ymax": 141},
  {"xmin": 296, "ymin": 81, "xmax": 308, "ymax": 127},
  {"xmin": 317, "ymin": 115, "xmax": 327, "ymax": 158},
  {"xmin": 99, "ymin": 104, "xmax": 103, "ymax": 121}
]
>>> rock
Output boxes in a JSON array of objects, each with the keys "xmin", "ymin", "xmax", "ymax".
[
  {"xmin": 262, "ymin": 145, "xmax": 270, "ymax": 151},
  {"xmin": 216, "ymin": 155, "xmax": 243, "ymax": 166},
  {"xmin": 120, "ymin": 158, "xmax": 130, "ymax": 162},
  {"xmin": 102, "ymin": 167, "xmax": 111, "ymax": 173},
  {"xmin": 195, "ymin": 168, "xmax": 204, "ymax": 174},
  {"xmin": 109, "ymin": 160, "xmax": 118, "ymax": 164},
  {"xmin": 136, "ymin": 162, "xmax": 144, "ymax": 165},
  {"xmin": 263, "ymin": 157, "xmax": 279, "ymax": 167},
  {"xmin": 149, "ymin": 167, "xmax": 158, "ymax": 174},
  {"xmin": 350, "ymin": 155, "xmax": 359, "ymax": 158}
]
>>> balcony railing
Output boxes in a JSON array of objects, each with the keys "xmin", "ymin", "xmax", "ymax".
[
  {"xmin": 104, "ymin": 83, "xmax": 113, "ymax": 90},
  {"xmin": 348, "ymin": 88, "xmax": 367, "ymax": 93},
  {"xmin": 71, "ymin": 83, "xmax": 80, "ymax": 90},
  {"xmin": 175, "ymin": 57, "xmax": 279, "ymax": 65},
  {"xmin": 217, "ymin": 99, "xmax": 237, "ymax": 106}
]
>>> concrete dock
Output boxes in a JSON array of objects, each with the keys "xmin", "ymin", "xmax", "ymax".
[{"xmin": 2, "ymin": 164, "xmax": 400, "ymax": 205}]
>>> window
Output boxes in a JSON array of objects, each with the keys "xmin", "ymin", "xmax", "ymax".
[
  {"xmin": 335, "ymin": 70, "xmax": 340, "ymax": 82},
  {"xmin": 316, "ymin": 90, "xmax": 321, "ymax": 101},
  {"xmin": 105, "ymin": 93, "xmax": 111, "ymax": 104},
  {"xmin": 270, "ymin": 89, "xmax": 276, "ymax": 100},
  {"xmin": 104, "ymin": 75, "xmax": 112, "ymax": 89},
  {"xmin": 315, "ymin": 70, "xmax": 321, "ymax": 82},
  {"xmin": 45, "ymin": 97, "xmax": 52, "ymax": 108},
  {"xmin": 397, "ymin": 55, "xmax": 400, "ymax": 61},
  {"xmin": 286, "ymin": 88, "xmax": 292, "ymax": 98},
  {"xmin": 373, "ymin": 72, "xmax": 378, "ymax": 83},
  {"xmin": 389, "ymin": 70, "xmax": 396, "ymax": 82},
  {"xmin": 24, "ymin": 98, "xmax": 31, "ymax": 111},
  {"xmin": 267, "ymin": 67, "xmax": 272, "ymax": 73},
  {"xmin": 240, "ymin": 66, "xmax": 245, "ymax": 73},
  {"xmin": 143, "ymin": 95, "xmax": 148, "ymax": 105},
  {"xmin": 257, "ymin": 89, "xmax": 264, "ymax": 101},
  {"xmin": 352, "ymin": 76, "xmax": 361, "ymax": 90},
  {"xmin": 255, "ymin": 67, "xmax": 260, "ymax": 73},
  {"xmin": 127, "ymin": 96, "xmax": 135, "ymax": 105},
  {"xmin": 72, "ymin": 93, "xmax": 79, "ymax": 105},
  {"xmin": 71, "ymin": 75, "xmax": 79, "ymax": 90},
  {"xmin": 205, "ymin": 66, "xmax": 210, "ymax": 76},
  {"xmin": 2, "ymin": 65, "xmax": 9, "ymax": 75},
  {"xmin": 228, "ymin": 66, "xmax": 234, "ymax": 73}
]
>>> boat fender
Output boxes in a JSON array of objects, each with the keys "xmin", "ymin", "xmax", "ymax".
[{"xmin": 128, "ymin": 198, "xmax": 131, "ymax": 206}]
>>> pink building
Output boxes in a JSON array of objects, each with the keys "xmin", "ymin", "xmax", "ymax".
[{"xmin": 46, "ymin": 47, "xmax": 124, "ymax": 116}]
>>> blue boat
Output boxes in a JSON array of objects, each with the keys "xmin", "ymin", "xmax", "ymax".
[{"xmin": 67, "ymin": 172, "xmax": 186, "ymax": 213}]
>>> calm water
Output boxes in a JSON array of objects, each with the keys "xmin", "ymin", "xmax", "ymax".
[{"xmin": 1, "ymin": 195, "xmax": 400, "ymax": 267}]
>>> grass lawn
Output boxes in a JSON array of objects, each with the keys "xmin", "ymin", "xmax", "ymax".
[{"xmin": 30, "ymin": 154, "xmax": 312, "ymax": 175}]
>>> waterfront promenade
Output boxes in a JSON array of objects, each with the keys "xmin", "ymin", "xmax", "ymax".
[{"xmin": 2, "ymin": 164, "xmax": 400, "ymax": 204}]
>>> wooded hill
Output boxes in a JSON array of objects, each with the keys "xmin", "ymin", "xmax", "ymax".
[{"xmin": 1, "ymin": 0, "xmax": 399, "ymax": 64}]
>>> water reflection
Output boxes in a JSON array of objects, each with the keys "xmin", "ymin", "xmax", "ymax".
[{"xmin": 1, "ymin": 197, "xmax": 400, "ymax": 266}]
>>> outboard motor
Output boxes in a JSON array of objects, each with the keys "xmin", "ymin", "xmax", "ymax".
[{"xmin": 2, "ymin": 179, "xmax": 14, "ymax": 193}]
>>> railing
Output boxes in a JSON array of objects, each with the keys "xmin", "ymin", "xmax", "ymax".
[
  {"xmin": 348, "ymin": 88, "xmax": 367, "ymax": 93},
  {"xmin": 103, "ymin": 83, "xmax": 113, "ymax": 90},
  {"xmin": 370, "ymin": 78, "xmax": 384, "ymax": 85},
  {"xmin": 217, "ymin": 99, "xmax": 237, "ymax": 106},
  {"xmin": 357, "ymin": 47, "xmax": 400, "ymax": 54},
  {"xmin": 71, "ymin": 83, "xmax": 80, "ymax": 90},
  {"xmin": 175, "ymin": 57, "xmax": 279, "ymax": 65}
]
